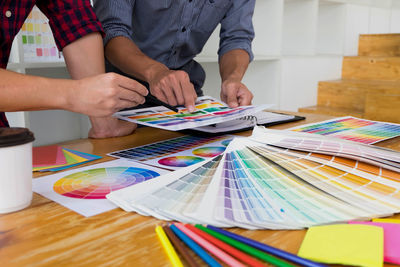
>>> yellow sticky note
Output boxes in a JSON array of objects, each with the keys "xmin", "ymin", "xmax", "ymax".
[
  {"xmin": 298, "ymin": 224, "xmax": 383, "ymax": 267},
  {"xmin": 373, "ymin": 218, "xmax": 400, "ymax": 224}
]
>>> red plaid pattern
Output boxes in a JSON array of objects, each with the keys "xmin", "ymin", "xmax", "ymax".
[{"xmin": 0, "ymin": 0, "xmax": 103, "ymax": 127}]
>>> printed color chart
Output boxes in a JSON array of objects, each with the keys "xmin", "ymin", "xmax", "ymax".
[
  {"xmin": 20, "ymin": 6, "xmax": 63, "ymax": 62},
  {"xmin": 290, "ymin": 116, "xmax": 400, "ymax": 144},
  {"xmin": 115, "ymin": 96, "xmax": 270, "ymax": 131},
  {"xmin": 109, "ymin": 134, "xmax": 232, "ymax": 170}
]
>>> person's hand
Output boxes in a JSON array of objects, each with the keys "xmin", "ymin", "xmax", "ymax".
[
  {"xmin": 148, "ymin": 67, "xmax": 197, "ymax": 112},
  {"xmin": 68, "ymin": 73, "xmax": 148, "ymax": 117},
  {"xmin": 88, "ymin": 117, "xmax": 137, "ymax": 139},
  {"xmin": 220, "ymin": 79, "xmax": 253, "ymax": 108}
]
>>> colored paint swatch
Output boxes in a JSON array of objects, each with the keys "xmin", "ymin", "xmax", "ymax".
[
  {"xmin": 134, "ymin": 156, "xmax": 222, "ymax": 222},
  {"xmin": 53, "ymin": 167, "xmax": 160, "ymax": 199},
  {"xmin": 158, "ymin": 156, "xmax": 204, "ymax": 167},
  {"xmin": 192, "ymin": 147, "xmax": 225, "ymax": 157},
  {"xmin": 290, "ymin": 116, "xmax": 400, "ymax": 144},
  {"xmin": 298, "ymin": 224, "xmax": 384, "ymax": 267}
]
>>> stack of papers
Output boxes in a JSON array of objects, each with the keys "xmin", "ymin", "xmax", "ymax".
[
  {"xmin": 107, "ymin": 127, "xmax": 400, "ymax": 229},
  {"xmin": 33, "ymin": 145, "xmax": 102, "ymax": 172}
]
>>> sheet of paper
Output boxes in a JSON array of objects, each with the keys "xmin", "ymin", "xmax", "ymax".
[
  {"xmin": 115, "ymin": 96, "xmax": 271, "ymax": 131},
  {"xmin": 33, "ymin": 159, "xmax": 168, "ymax": 217},
  {"xmin": 33, "ymin": 145, "xmax": 65, "ymax": 166},
  {"xmin": 350, "ymin": 221, "xmax": 400, "ymax": 264},
  {"xmin": 288, "ymin": 116, "xmax": 400, "ymax": 144},
  {"xmin": 298, "ymin": 224, "xmax": 384, "ymax": 267},
  {"xmin": 109, "ymin": 134, "xmax": 233, "ymax": 170},
  {"xmin": 373, "ymin": 218, "xmax": 400, "ymax": 223}
]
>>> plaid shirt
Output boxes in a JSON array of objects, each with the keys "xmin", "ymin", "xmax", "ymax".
[{"xmin": 0, "ymin": 0, "xmax": 103, "ymax": 127}]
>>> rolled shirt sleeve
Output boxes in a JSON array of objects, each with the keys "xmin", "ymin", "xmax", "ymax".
[
  {"xmin": 36, "ymin": 0, "xmax": 104, "ymax": 50},
  {"xmin": 218, "ymin": 0, "xmax": 255, "ymax": 62},
  {"xmin": 93, "ymin": 0, "xmax": 135, "ymax": 46}
]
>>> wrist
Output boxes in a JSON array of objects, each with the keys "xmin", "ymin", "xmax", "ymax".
[
  {"xmin": 144, "ymin": 63, "xmax": 169, "ymax": 82},
  {"xmin": 62, "ymin": 79, "xmax": 80, "ymax": 113}
]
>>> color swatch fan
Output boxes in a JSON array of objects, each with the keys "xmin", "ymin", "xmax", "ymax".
[{"xmin": 107, "ymin": 127, "xmax": 400, "ymax": 229}]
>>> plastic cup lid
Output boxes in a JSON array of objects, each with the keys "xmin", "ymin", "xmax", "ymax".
[{"xmin": 0, "ymin": 128, "xmax": 35, "ymax": 148}]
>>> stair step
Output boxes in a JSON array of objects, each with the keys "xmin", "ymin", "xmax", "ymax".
[
  {"xmin": 318, "ymin": 79, "xmax": 400, "ymax": 110},
  {"xmin": 298, "ymin": 106, "xmax": 364, "ymax": 118},
  {"xmin": 364, "ymin": 90, "xmax": 400, "ymax": 124},
  {"xmin": 317, "ymin": 80, "xmax": 366, "ymax": 111},
  {"xmin": 342, "ymin": 56, "xmax": 400, "ymax": 81},
  {"xmin": 359, "ymin": 34, "xmax": 400, "ymax": 57}
]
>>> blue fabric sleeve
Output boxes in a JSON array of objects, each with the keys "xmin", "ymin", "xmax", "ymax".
[
  {"xmin": 218, "ymin": 0, "xmax": 255, "ymax": 61},
  {"xmin": 93, "ymin": 0, "xmax": 135, "ymax": 46}
]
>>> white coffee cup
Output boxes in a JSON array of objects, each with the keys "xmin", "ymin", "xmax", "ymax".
[{"xmin": 0, "ymin": 128, "xmax": 35, "ymax": 213}]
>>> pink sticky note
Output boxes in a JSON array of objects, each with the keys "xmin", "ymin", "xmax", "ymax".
[{"xmin": 349, "ymin": 221, "xmax": 400, "ymax": 265}]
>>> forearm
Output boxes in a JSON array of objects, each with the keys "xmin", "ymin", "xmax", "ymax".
[
  {"xmin": 0, "ymin": 69, "xmax": 74, "ymax": 112},
  {"xmin": 63, "ymin": 32, "xmax": 105, "ymax": 78},
  {"xmin": 219, "ymin": 49, "xmax": 250, "ymax": 82},
  {"xmin": 105, "ymin": 36, "xmax": 168, "ymax": 82}
]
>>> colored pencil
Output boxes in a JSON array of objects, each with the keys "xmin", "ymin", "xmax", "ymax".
[
  {"xmin": 163, "ymin": 225, "xmax": 200, "ymax": 267},
  {"xmin": 207, "ymin": 225, "xmax": 327, "ymax": 267},
  {"xmin": 185, "ymin": 224, "xmax": 265, "ymax": 267},
  {"xmin": 196, "ymin": 225, "xmax": 294, "ymax": 267},
  {"xmin": 155, "ymin": 226, "xmax": 184, "ymax": 267},
  {"xmin": 170, "ymin": 224, "xmax": 221, "ymax": 267},
  {"xmin": 175, "ymin": 223, "xmax": 245, "ymax": 267}
]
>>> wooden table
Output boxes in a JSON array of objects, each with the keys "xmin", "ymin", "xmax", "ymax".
[{"xmin": 1, "ymin": 113, "xmax": 399, "ymax": 266}]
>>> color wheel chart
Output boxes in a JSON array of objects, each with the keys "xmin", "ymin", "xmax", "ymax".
[
  {"xmin": 33, "ymin": 159, "xmax": 168, "ymax": 217},
  {"xmin": 290, "ymin": 116, "xmax": 400, "ymax": 144},
  {"xmin": 53, "ymin": 167, "xmax": 160, "ymax": 199},
  {"xmin": 109, "ymin": 134, "xmax": 232, "ymax": 170},
  {"xmin": 158, "ymin": 156, "xmax": 204, "ymax": 168}
]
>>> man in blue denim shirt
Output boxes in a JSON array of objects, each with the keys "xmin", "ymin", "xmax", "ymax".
[{"xmin": 94, "ymin": 0, "xmax": 255, "ymax": 114}]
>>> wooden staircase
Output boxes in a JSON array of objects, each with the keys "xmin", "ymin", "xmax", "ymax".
[{"xmin": 299, "ymin": 34, "xmax": 400, "ymax": 123}]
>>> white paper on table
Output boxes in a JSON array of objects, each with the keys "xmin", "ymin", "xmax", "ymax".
[{"xmin": 33, "ymin": 159, "xmax": 168, "ymax": 217}]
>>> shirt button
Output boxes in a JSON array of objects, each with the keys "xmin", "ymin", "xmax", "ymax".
[{"xmin": 5, "ymin": 10, "xmax": 12, "ymax": 18}]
